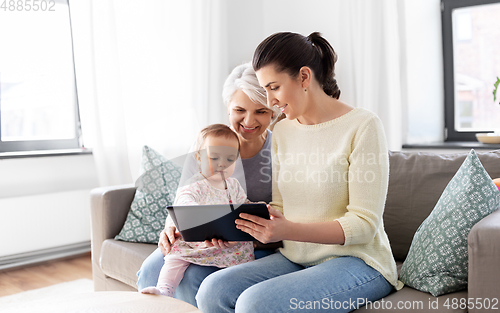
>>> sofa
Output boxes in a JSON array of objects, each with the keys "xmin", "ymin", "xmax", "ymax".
[{"xmin": 90, "ymin": 150, "xmax": 500, "ymax": 312}]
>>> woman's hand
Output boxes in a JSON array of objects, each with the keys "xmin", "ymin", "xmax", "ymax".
[
  {"xmin": 158, "ymin": 226, "xmax": 181, "ymax": 255},
  {"xmin": 204, "ymin": 239, "xmax": 238, "ymax": 249},
  {"xmin": 235, "ymin": 205, "xmax": 289, "ymax": 244}
]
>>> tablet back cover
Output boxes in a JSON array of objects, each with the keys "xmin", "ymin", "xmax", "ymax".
[{"xmin": 167, "ymin": 204, "xmax": 269, "ymax": 241}]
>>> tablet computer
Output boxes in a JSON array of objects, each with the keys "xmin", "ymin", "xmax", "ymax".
[{"xmin": 166, "ymin": 203, "xmax": 270, "ymax": 242}]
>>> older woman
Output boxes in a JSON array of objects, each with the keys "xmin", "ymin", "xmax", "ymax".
[{"xmin": 136, "ymin": 62, "xmax": 281, "ymax": 306}]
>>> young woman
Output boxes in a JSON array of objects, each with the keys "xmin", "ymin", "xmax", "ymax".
[
  {"xmin": 196, "ymin": 32, "xmax": 402, "ymax": 313},
  {"xmin": 136, "ymin": 63, "xmax": 281, "ymax": 306}
]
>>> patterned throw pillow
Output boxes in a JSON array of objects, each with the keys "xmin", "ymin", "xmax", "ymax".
[
  {"xmin": 400, "ymin": 149, "xmax": 500, "ymax": 296},
  {"xmin": 115, "ymin": 146, "xmax": 182, "ymax": 243}
]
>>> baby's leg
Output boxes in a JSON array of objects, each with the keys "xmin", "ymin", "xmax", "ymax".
[{"xmin": 140, "ymin": 256, "xmax": 189, "ymax": 297}]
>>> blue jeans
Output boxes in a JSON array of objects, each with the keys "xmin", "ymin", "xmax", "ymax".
[
  {"xmin": 196, "ymin": 252, "xmax": 393, "ymax": 313},
  {"xmin": 136, "ymin": 247, "xmax": 276, "ymax": 307}
]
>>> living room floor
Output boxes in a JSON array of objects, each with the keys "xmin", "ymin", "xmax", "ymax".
[{"xmin": 0, "ymin": 253, "xmax": 92, "ymax": 297}]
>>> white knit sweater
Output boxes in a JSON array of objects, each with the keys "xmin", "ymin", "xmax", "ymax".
[{"xmin": 270, "ymin": 108, "xmax": 402, "ymax": 289}]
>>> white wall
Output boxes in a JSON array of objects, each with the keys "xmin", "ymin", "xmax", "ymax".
[
  {"xmin": 0, "ymin": 154, "xmax": 99, "ymax": 258},
  {"xmin": 225, "ymin": 1, "xmax": 265, "ymax": 71}
]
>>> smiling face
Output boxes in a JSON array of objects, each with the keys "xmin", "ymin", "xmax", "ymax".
[
  {"xmin": 228, "ymin": 90, "xmax": 273, "ymax": 141},
  {"xmin": 198, "ymin": 135, "xmax": 240, "ymax": 182},
  {"xmin": 255, "ymin": 65, "xmax": 307, "ymax": 121}
]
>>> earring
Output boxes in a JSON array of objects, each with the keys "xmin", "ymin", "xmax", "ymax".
[{"xmin": 304, "ymin": 88, "xmax": 307, "ymax": 92}]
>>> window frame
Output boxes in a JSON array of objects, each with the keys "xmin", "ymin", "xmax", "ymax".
[
  {"xmin": 0, "ymin": 0, "xmax": 82, "ymax": 154},
  {"xmin": 442, "ymin": 0, "xmax": 500, "ymax": 141}
]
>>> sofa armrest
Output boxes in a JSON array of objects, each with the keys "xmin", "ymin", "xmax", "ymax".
[
  {"xmin": 90, "ymin": 184, "xmax": 136, "ymax": 290},
  {"xmin": 468, "ymin": 208, "xmax": 500, "ymax": 313}
]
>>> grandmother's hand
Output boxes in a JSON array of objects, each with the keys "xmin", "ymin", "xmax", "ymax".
[
  {"xmin": 235, "ymin": 205, "xmax": 288, "ymax": 244},
  {"xmin": 159, "ymin": 226, "xmax": 181, "ymax": 255}
]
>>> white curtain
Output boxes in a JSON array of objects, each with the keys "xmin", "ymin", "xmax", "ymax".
[
  {"xmin": 335, "ymin": 0, "xmax": 404, "ymax": 151},
  {"xmin": 71, "ymin": 0, "xmax": 228, "ymax": 186}
]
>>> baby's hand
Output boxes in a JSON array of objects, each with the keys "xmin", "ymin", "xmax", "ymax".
[
  {"xmin": 159, "ymin": 226, "xmax": 180, "ymax": 255},
  {"xmin": 224, "ymin": 241, "xmax": 238, "ymax": 248},
  {"xmin": 204, "ymin": 239, "xmax": 238, "ymax": 249}
]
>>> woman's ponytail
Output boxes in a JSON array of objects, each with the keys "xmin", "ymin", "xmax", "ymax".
[{"xmin": 307, "ymin": 32, "xmax": 341, "ymax": 99}]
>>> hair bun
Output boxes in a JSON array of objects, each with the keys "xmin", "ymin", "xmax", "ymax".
[
  {"xmin": 308, "ymin": 32, "xmax": 322, "ymax": 41},
  {"xmin": 307, "ymin": 32, "xmax": 321, "ymax": 47}
]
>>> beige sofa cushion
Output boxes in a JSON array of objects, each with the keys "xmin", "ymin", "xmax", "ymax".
[
  {"xmin": 100, "ymin": 240, "xmax": 157, "ymax": 288},
  {"xmin": 357, "ymin": 262, "xmax": 469, "ymax": 312},
  {"xmin": 385, "ymin": 150, "xmax": 500, "ymax": 261}
]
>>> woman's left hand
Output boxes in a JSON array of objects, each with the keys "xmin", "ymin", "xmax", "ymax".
[{"xmin": 236, "ymin": 205, "xmax": 289, "ymax": 244}]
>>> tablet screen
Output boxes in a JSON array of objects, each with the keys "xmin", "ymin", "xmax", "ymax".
[
  {"xmin": 171, "ymin": 204, "xmax": 234, "ymax": 231},
  {"xmin": 167, "ymin": 203, "xmax": 270, "ymax": 241}
]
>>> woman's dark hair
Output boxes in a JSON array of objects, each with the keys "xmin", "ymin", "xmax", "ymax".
[{"xmin": 252, "ymin": 32, "xmax": 341, "ymax": 99}]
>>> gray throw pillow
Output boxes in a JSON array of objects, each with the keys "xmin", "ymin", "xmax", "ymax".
[
  {"xmin": 115, "ymin": 146, "xmax": 182, "ymax": 243},
  {"xmin": 399, "ymin": 149, "xmax": 500, "ymax": 296},
  {"xmin": 385, "ymin": 150, "xmax": 500, "ymax": 261}
]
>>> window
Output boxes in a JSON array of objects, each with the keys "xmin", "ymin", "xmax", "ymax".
[
  {"xmin": 0, "ymin": 0, "xmax": 81, "ymax": 153},
  {"xmin": 442, "ymin": 0, "xmax": 500, "ymax": 141}
]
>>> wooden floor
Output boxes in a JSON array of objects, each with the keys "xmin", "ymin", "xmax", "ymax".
[{"xmin": 0, "ymin": 252, "xmax": 92, "ymax": 297}]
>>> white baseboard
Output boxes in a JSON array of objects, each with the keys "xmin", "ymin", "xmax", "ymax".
[{"xmin": 0, "ymin": 241, "xmax": 91, "ymax": 271}]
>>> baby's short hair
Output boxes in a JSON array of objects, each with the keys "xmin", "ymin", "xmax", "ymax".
[{"xmin": 195, "ymin": 124, "xmax": 240, "ymax": 153}]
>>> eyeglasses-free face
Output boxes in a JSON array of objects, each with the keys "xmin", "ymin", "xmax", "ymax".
[
  {"xmin": 256, "ymin": 65, "xmax": 306, "ymax": 122},
  {"xmin": 228, "ymin": 90, "xmax": 273, "ymax": 142},
  {"xmin": 197, "ymin": 135, "xmax": 239, "ymax": 182}
]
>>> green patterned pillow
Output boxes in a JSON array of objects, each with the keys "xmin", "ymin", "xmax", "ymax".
[
  {"xmin": 115, "ymin": 146, "xmax": 182, "ymax": 243},
  {"xmin": 400, "ymin": 149, "xmax": 500, "ymax": 296}
]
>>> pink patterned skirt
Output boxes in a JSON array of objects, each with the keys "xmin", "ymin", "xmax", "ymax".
[{"xmin": 168, "ymin": 239, "xmax": 254, "ymax": 268}]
